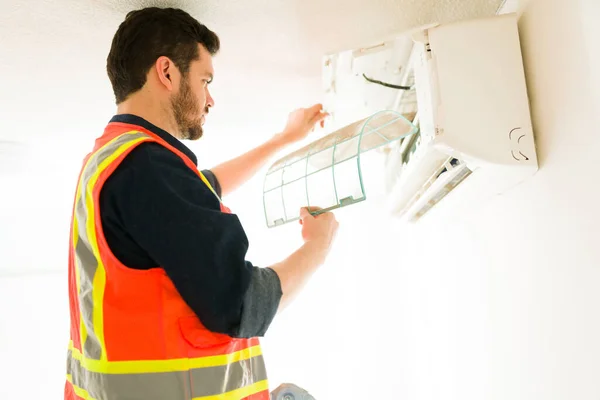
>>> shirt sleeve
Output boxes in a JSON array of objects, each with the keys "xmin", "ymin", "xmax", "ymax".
[
  {"xmin": 100, "ymin": 142, "xmax": 281, "ymax": 337},
  {"xmin": 238, "ymin": 266, "xmax": 282, "ymax": 338}
]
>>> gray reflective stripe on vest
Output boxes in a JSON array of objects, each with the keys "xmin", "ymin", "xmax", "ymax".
[
  {"xmin": 74, "ymin": 131, "xmax": 151, "ymax": 360},
  {"xmin": 67, "ymin": 350, "xmax": 268, "ymax": 400}
]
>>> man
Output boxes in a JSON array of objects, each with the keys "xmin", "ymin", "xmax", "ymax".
[{"xmin": 64, "ymin": 7, "xmax": 338, "ymax": 400}]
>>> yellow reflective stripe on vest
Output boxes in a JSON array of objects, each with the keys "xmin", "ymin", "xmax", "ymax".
[
  {"xmin": 73, "ymin": 168, "xmax": 88, "ymax": 353},
  {"xmin": 196, "ymin": 381, "xmax": 270, "ymax": 400},
  {"xmin": 68, "ymin": 375, "xmax": 268, "ymax": 400},
  {"xmin": 68, "ymin": 340, "xmax": 264, "ymax": 373},
  {"xmin": 67, "ymin": 374, "xmax": 97, "ymax": 400},
  {"xmin": 198, "ymin": 170, "xmax": 223, "ymax": 203},
  {"xmin": 73, "ymin": 131, "xmax": 152, "ymax": 361},
  {"xmin": 67, "ymin": 347, "xmax": 268, "ymax": 399},
  {"xmin": 72, "ymin": 215, "xmax": 88, "ymax": 355}
]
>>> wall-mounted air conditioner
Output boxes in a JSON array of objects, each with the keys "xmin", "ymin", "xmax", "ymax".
[
  {"xmin": 386, "ymin": 14, "xmax": 538, "ymax": 221},
  {"xmin": 263, "ymin": 13, "xmax": 538, "ymax": 226}
]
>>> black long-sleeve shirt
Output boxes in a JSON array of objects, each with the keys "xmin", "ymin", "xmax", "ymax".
[{"xmin": 99, "ymin": 114, "xmax": 282, "ymax": 337}]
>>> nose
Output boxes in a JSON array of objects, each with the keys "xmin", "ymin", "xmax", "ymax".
[{"xmin": 206, "ymin": 88, "xmax": 214, "ymax": 109}]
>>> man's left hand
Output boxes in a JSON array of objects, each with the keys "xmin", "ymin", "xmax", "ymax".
[{"xmin": 278, "ymin": 104, "xmax": 329, "ymax": 146}]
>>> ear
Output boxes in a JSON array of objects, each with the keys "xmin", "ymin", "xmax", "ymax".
[{"xmin": 155, "ymin": 56, "xmax": 176, "ymax": 91}]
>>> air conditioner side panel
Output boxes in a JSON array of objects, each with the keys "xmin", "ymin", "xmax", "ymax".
[
  {"xmin": 428, "ymin": 14, "xmax": 538, "ymax": 168},
  {"xmin": 322, "ymin": 36, "xmax": 415, "ymax": 130}
]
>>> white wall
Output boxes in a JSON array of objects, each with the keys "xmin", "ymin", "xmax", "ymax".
[
  {"xmin": 0, "ymin": 274, "xmax": 68, "ymax": 397},
  {"xmin": 259, "ymin": 0, "xmax": 600, "ymax": 399},
  {"xmin": 1, "ymin": 0, "xmax": 599, "ymax": 398}
]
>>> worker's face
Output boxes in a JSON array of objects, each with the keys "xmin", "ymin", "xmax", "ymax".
[{"xmin": 171, "ymin": 45, "xmax": 215, "ymax": 140}]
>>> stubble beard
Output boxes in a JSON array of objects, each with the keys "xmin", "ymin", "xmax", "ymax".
[{"xmin": 171, "ymin": 76, "xmax": 205, "ymax": 141}]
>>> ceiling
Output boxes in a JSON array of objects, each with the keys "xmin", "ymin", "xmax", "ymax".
[
  {"xmin": 1, "ymin": 0, "xmax": 503, "ymax": 147},
  {"xmin": 0, "ymin": 0, "xmax": 504, "ymax": 275}
]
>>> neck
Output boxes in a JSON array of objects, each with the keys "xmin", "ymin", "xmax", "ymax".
[{"xmin": 116, "ymin": 90, "xmax": 180, "ymax": 139}]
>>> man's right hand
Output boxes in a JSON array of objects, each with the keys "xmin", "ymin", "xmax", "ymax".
[
  {"xmin": 269, "ymin": 207, "xmax": 339, "ymax": 312},
  {"xmin": 299, "ymin": 207, "xmax": 339, "ymax": 251}
]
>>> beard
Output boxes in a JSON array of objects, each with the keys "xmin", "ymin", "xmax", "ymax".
[{"xmin": 171, "ymin": 76, "xmax": 207, "ymax": 141}]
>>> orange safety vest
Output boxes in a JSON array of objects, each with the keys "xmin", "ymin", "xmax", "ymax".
[{"xmin": 64, "ymin": 122, "xmax": 270, "ymax": 400}]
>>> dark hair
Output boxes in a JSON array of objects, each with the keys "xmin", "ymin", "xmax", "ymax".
[{"xmin": 107, "ymin": 7, "xmax": 220, "ymax": 104}]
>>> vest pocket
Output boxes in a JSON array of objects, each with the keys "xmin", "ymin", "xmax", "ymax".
[{"xmin": 178, "ymin": 316, "xmax": 233, "ymax": 349}]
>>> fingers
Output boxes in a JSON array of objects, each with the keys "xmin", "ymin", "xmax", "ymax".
[
  {"xmin": 313, "ymin": 110, "xmax": 329, "ymax": 122},
  {"xmin": 300, "ymin": 207, "xmax": 319, "ymax": 221},
  {"xmin": 307, "ymin": 103, "xmax": 323, "ymax": 114},
  {"xmin": 306, "ymin": 104, "xmax": 328, "ymax": 125},
  {"xmin": 299, "ymin": 207, "xmax": 311, "ymax": 219},
  {"xmin": 301, "ymin": 206, "xmax": 330, "ymax": 222},
  {"xmin": 309, "ymin": 112, "xmax": 329, "ymax": 130},
  {"xmin": 300, "ymin": 206, "xmax": 323, "ymax": 217}
]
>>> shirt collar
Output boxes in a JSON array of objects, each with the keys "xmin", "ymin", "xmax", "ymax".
[{"xmin": 109, "ymin": 114, "xmax": 198, "ymax": 165}]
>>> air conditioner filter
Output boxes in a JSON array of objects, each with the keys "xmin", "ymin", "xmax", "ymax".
[{"xmin": 263, "ymin": 110, "xmax": 418, "ymax": 227}]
